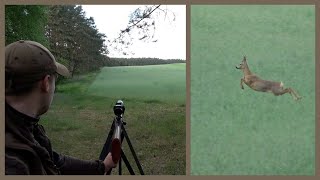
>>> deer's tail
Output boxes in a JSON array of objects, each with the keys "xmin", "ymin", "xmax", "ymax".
[{"xmin": 280, "ymin": 81, "xmax": 284, "ymax": 88}]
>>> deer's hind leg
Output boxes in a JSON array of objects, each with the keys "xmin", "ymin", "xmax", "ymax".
[
  {"xmin": 272, "ymin": 87, "xmax": 301, "ymax": 100},
  {"xmin": 287, "ymin": 87, "xmax": 302, "ymax": 100}
]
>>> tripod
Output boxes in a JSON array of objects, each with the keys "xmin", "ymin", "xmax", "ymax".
[{"xmin": 99, "ymin": 113, "xmax": 144, "ymax": 175}]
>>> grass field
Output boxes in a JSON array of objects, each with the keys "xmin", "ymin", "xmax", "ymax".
[
  {"xmin": 191, "ymin": 5, "xmax": 315, "ymax": 175},
  {"xmin": 41, "ymin": 63, "xmax": 186, "ymax": 175}
]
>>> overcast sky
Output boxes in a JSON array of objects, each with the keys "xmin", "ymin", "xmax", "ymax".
[{"xmin": 81, "ymin": 5, "xmax": 186, "ymax": 60}]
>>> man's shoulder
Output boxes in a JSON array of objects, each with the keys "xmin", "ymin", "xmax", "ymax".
[
  {"xmin": 5, "ymin": 152, "xmax": 30, "ymax": 175},
  {"xmin": 6, "ymin": 143, "xmax": 45, "ymax": 175},
  {"xmin": 6, "ymin": 132, "xmax": 39, "ymax": 166}
]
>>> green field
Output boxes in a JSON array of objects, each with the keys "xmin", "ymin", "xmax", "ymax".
[
  {"xmin": 41, "ymin": 63, "xmax": 186, "ymax": 175},
  {"xmin": 87, "ymin": 63, "xmax": 186, "ymax": 103},
  {"xmin": 191, "ymin": 5, "xmax": 315, "ymax": 175}
]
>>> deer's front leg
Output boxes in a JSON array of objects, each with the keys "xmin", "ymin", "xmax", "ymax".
[{"xmin": 240, "ymin": 78, "xmax": 244, "ymax": 90}]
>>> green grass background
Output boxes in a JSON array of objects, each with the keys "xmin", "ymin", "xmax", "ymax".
[
  {"xmin": 42, "ymin": 63, "xmax": 186, "ymax": 175},
  {"xmin": 191, "ymin": 5, "xmax": 315, "ymax": 175}
]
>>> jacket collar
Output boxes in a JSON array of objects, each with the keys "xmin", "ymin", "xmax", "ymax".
[{"xmin": 5, "ymin": 102, "xmax": 40, "ymax": 126}]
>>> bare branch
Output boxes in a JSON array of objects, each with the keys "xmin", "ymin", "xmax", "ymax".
[
  {"xmin": 108, "ymin": 5, "xmax": 176, "ymax": 56},
  {"xmin": 122, "ymin": 5, "xmax": 161, "ymax": 33}
]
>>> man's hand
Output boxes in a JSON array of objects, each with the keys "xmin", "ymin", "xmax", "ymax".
[{"xmin": 103, "ymin": 153, "xmax": 117, "ymax": 173}]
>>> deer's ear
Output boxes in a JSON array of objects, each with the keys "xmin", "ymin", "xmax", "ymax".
[{"xmin": 243, "ymin": 56, "xmax": 247, "ymax": 61}]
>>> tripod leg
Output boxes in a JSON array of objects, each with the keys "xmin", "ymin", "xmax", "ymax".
[
  {"xmin": 121, "ymin": 150, "xmax": 135, "ymax": 175},
  {"xmin": 122, "ymin": 125, "xmax": 145, "ymax": 175},
  {"xmin": 99, "ymin": 121, "xmax": 115, "ymax": 160}
]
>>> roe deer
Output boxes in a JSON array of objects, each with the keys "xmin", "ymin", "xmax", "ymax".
[{"xmin": 236, "ymin": 56, "xmax": 302, "ymax": 100}]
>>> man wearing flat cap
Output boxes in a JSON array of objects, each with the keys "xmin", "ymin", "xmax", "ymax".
[{"xmin": 5, "ymin": 40, "xmax": 116, "ymax": 175}]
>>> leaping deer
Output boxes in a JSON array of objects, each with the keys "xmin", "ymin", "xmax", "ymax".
[{"xmin": 236, "ymin": 56, "xmax": 302, "ymax": 100}]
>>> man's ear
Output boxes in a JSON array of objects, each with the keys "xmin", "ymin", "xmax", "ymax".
[{"xmin": 40, "ymin": 75, "xmax": 51, "ymax": 93}]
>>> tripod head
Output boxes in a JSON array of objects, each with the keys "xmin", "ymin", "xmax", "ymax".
[{"xmin": 113, "ymin": 100, "xmax": 125, "ymax": 117}]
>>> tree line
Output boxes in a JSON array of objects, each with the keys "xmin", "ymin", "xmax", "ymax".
[
  {"xmin": 106, "ymin": 57, "xmax": 185, "ymax": 66},
  {"xmin": 5, "ymin": 5, "xmax": 185, "ymax": 77}
]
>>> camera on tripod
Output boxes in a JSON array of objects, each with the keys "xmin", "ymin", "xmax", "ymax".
[{"xmin": 113, "ymin": 100, "xmax": 125, "ymax": 117}]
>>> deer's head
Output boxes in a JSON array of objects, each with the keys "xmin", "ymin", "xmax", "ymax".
[{"xmin": 236, "ymin": 56, "xmax": 248, "ymax": 70}]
